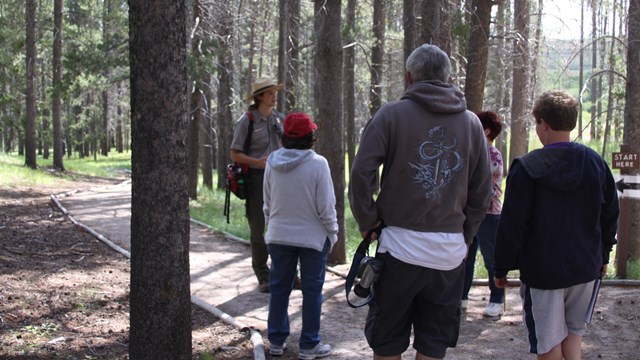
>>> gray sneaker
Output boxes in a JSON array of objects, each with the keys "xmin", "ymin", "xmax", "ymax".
[
  {"xmin": 269, "ymin": 343, "xmax": 287, "ymax": 356},
  {"xmin": 298, "ymin": 342, "xmax": 332, "ymax": 359}
]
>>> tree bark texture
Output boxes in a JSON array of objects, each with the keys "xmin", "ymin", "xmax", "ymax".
[
  {"xmin": 53, "ymin": 0, "xmax": 64, "ymax": 170},
  {"xmin": 196, "ymin": 89, "xmax": 213, "ymax": 189},
  {"xmin": 187, "ymin": 0, "xmax": 203, "ymax": 199},
  {"xmin": 495, "ymin": 0, "xmax": 511, "ymax": 173},
  {"xmin": 369, "ymin": 0, "xmax": 386, "ymax": 117},
  {"xmin": 623, "ymin": 0, "xmax": 640, "ymax": 260},
  {"xmin": 464, "ymin": 0, "xmax": 493, "ymax": 113},
  {"xmin": 508, "ymin": 0, "xmax": 531, "ymax": 166},
  {"xmin": 214, "ymin": 2, "xmax": 234, "ymax": 189},
  {"xmin": 287, "ymin": 0, "xmax": 300, "ymax": 112},
  {"xmin": 345, "ymin": 0, "xmax": 357, "ymax": 171},
  {"xmin": 187, "ymin": 92, "xmax": 200, "ymax": 200},
  {"xmin": 590, "ymin": 0, "xmax": 598, "ymax": 139},
  {"xmin": 420, "ymin": 0, "xmax": 452, "ymax": 55},
  {"xmin": 128, "ymin": 1, "xmax": 191, "ymax": 359},
  {"xmin": 403, "ymin": 0, "xmax": 417, "ymax": 82},
  {"xmin": 25, "ymin": 0, "xmax": 37, "ymax": 169},
  {"xmin": 314, "ymin": 0, "xmax": 346, "ymax": 264},
  {"xmin": 101, "ymin": 0, "xmax": 112, "ymax": 157}
]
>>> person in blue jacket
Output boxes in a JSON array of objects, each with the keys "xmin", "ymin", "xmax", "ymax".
[{"xmin": 493, "ymin": 90, "xmax": 619, "ymax": 360}]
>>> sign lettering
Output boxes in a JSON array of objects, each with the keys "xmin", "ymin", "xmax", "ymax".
[{"xmin": 612, "ymin": 152, "xmax": 640, "ymax": 169}]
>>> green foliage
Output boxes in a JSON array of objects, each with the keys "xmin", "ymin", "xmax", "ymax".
[
  {"xmin": 0, "ymin": 151, "xmax": 130, "ymax": 188},
  {"xmin": 190, "ymin": 174, "xmax": 364, "ymax": 259},
  {"xmin": 189, "ymin": 186, "xmax": 251, "ymax": 241},
  {"xmin": 625, "ymin": 258, "xmax": 640, "ymax": 280},
  {"xmin": 22, "ymin": 323, "xmax": 61, "ymax": 337}
]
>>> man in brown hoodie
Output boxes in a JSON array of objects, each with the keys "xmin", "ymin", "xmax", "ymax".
[{"xmin": 349, "ymin": 44, "xmax": 492, "ymax": 360}]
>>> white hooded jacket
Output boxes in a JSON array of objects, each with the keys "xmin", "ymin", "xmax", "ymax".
[{"xmin": 263, "ymin": 148, "xmax": 338, "ymax": 251}]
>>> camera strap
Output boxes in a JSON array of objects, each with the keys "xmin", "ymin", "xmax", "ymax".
[{"xmin": 345, "ymin": 223, "xmax": 383, "ymax": 308}]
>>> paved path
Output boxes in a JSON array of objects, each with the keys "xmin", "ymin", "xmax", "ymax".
[
  {"xmin": 54, "ymin": 182, "xmax": 374, "ymax": 359},
  {"xmin": 54, "ymin": 182, "xmax": 541, "ymax": 360}
]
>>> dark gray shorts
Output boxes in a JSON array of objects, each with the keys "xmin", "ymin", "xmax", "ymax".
[{"xmin": 365, "ymin": 252, "xmax": 464, "ymax": 358}]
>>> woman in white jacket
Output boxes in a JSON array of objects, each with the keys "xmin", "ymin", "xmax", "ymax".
[{"xmin": 263, "ymin": 112, "xmax": 338, "ymax": 359}]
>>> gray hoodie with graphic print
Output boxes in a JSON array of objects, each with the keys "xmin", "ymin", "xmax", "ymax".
[{"xmin": 349, "ymin": 80, "xmax": 491, "ymax": 244}]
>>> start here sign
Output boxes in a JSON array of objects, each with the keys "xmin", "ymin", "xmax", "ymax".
[{"xmin": 612, "ymin": 152, "xmax": 639, "ymax": 169}]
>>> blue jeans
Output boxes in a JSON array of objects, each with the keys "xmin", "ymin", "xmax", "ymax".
[
  {"xmin": 462, "ymin": 214, "xmax": 504, "ymax": 304},
  {"xmin": 267, "ymin": 239, "xmax": 329, "ymax": 349}
]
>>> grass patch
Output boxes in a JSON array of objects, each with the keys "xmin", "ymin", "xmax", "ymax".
[
  {"xmin": 0, "ymin": 152, "xmax": 130, "ymax": 188},
  {"xmin": 624, "ymin": 257, "xmax": 640, "ymax": 279},
  {"xmin": 189, "ymin": 186, "xmax": 250, "ymax": 241}
]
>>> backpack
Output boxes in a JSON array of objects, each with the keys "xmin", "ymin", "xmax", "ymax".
[
  {"xmin": 223, "ymin": 110, "xmax": 284, "ymax": 223},
  {"xmin": 223, "ymin": 112, "xmax": 254, "ymax": 223}
]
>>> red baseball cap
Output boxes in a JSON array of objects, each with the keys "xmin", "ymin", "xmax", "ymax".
[{"xmin": 283, "ymin": 112, "xmax": 317, "ymax": 138}]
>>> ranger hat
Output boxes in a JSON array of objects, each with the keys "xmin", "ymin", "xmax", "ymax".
[{"xmin": 246, "ymin": 77, "xmax": 284, "ymax": 100}]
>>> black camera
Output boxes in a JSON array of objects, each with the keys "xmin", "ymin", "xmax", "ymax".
[{"xmin": 354, "ymin": 256, "xmax": 383, "ymax": 298}]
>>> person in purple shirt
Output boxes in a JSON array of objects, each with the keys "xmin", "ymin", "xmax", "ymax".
[{"xmin": 493, "ymin": 91, "xmax": 619, "ymax": 359}]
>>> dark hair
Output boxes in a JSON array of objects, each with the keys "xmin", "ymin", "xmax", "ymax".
[
  {"xmin": 248, "ymin": 97, "xmax": 261, "ymax": 111},
  {"xmin": 532, "ymin": 91, "xmax": 579, "ymax": 131},
  {"xmin": 282, "ymin": 132, "xmax": 315, "ymax": 150},
  {"xmin": 476, "ymin": 111, "xmax": 503, "ymax": 141}
]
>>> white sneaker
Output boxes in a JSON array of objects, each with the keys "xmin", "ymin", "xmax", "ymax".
[
  {"xmin": 460, "ymin": 300, "xmax": 468, "ymax": 309},
  {"xmin": 269, "ymin": 343, "xmax": 287, "ymax": 356},
  {"xmin": 482, "ymin": 302, "xmax": 504, "ymax": 317},
  {"xmin": 298, "ymin": 343, "xmax": 332, "ymax": 359}
]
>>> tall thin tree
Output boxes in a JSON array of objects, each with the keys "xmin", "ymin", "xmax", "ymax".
[
  {"xmin": 52, "ymin": 0, "xmax": 64, "ymax": 170},
  {"xmin": 277, "ymin": 0, "xmax": 301, "ymax": 113},
  {"xmin": 578, "ymin": 0, "xmax": 585, "ymax": 139},
  {"xmin": 25, "ymin": 0, "xmax": 37, "ymax": 169},
  {"xmin": 590, "ymin": 0, "xmax": 598, "ymax": 139},
  {"xmin": 508, "ymin": 0, "xmax": 531, "ymax": 165},
  {"xmin": 101, "ymin": 0, "xmax": 112, "ymax": 157},
  {"xmin": 128, "ymin": 0, "xmax": 191, "ymax": 358},
  {"xmin": 314, "ymin": 0, "xmax": 345, "ymax": 264},
  {"xmin": 464, "ymin": 0, "xmax": 494, "ymax": 112},
  {"xmin": 345, "ymin": 0, "xmax": 357, "ymax": 170},
  {"xmin": 369, "ymin": 0, "xmax": 386, "ymax": 117},
  {"xmin": 214, "ymin": 2, "xmax": 235, "ymax": 189}
]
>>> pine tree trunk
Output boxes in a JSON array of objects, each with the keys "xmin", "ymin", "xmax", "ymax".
[
  {"xmin": 345, "ymin": 0, "xmax": 356, "ymax": 171},
  {"xmin": 464, "ymin": 0, "xmax": 493, "ymax": 113},
  {"xmin": 370, "ymin": 0, "xmax": 386, "ymax": 117},
  {"xmin": 25, "ymin": 0, "xmax": 37, "ymax": 169},
  {"xmin": 53, "ymin": 0, "xmax": 64, "ymax": 170},
  {"xmin": 314, "ymin": 0, "xmax": 346, "ymax": 264},
  {"xmin": 128, "ymin": 1, "xmax": 191, "ymax": 358},
  {"xmin": 509, "ymin": 0, "xmax": 531, "ymax": 165},
  {"xmin": 622, "ymin": 0, "xmax": 640, "ymax": 261}
]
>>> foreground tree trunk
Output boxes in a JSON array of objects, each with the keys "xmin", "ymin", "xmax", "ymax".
[
  {"xmin": 25, "ymin": 0, "xmax": 37, "ymax": 169},
  {"xmin": 314, "ymin": 0, "xmax": 345, "ymax": 264},
  {"xmin": 128, "ymin": 1, "xmax": 191, "ymax": 358},
  {"xmin": 622, "ymin": 0, "xmax": 640, "ymax": 262}
]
